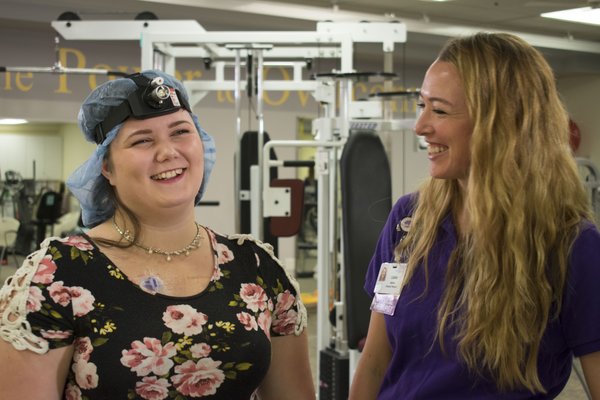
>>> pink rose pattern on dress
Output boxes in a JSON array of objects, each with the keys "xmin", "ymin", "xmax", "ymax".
[
  {"xmin": 276, "ymin": 290, "xmax": 295, "ymax": 311},
  {"xmin": 122, "ymin": 303, "xmax": 241, "ymax": 399},
  {"xmin": 64, "ymin": 383, "xmax": 82, "ymax": 400},
  {"xmin": 73, "ymin": 358, "xmax": 99, "ymax": 389},
  {"xmin": 32, "ymin": 255, "xmax": 57, "ymax": 284},
  {"xmin": 120, "ymin": 338, "xmax": 177, "ymax": 377},
  {"xmin": 237, "ymin": 311, "xmax": 258, "ymax": 331},
  {"xmin": 135, "ymin": 376, "xmax": 171, "ymax": 400},
  {"xmin": 216, "ymin": 243, "xmax": 234, "ymax": 264},
  {"xmin": 239, "ymin": 283, "xmax": 268, "ymax": 312},
  {"xmin": 272, "ymin": 309, "xmax": 298, "ymax": 335},
  {"xmin": 47, "ymin": 280, "xmax": 71, "ymax": 306},
  {"xmin": 25, "ymin": 232, "xmax": 301, "ymax": 398},
  {"xmin": 272, "ymin": 290, "xmax": 298, "ymax": 334},
  {"xmin": 257, "ymin": 310, "xmax": 272, "ymax": 339},
  {"xmin": 162, "ymin": 305, "xmax": 208, "ymax": 336},
  {"xmin": 171, "ymin": 358, "xmax": 225, "ymax": 397},
  {"xmin": 46, "ymin": 281, "xmax": 95, "ymax": 317},
  {"xmin": 26, "ymin": 286, "xmax": 44, "ymax": 312},
  {"xmin": 24, "ymin": 236, "xmax": 104, "ymax": 395},
  {"xmin": 59, "ymin": 236, "xmax": 94, "ymax": 251},
  {"xmin": 70, "ymin": 286, "xmax": 96, "ymax": 317},
  {"xmin": 212, "ymin": 264, "xmax": 224, "ymax": 281},
  {"xmin": 73, "ymin": 337, "xmax": 94, "ymax": 363},
  {"xmin": 190, "ymin": 342, "xmax": 211, "ymax": 358},
  {"xmin": 40, "ymin": 329, "xmax": 72, "ymax": 340}
]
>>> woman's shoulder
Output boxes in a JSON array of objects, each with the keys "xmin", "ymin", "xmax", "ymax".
[
  {"xmin": 387, "ymin": 192, "xmax": 419, "ymax": 231},
  {"xmin": 0, "ymin": 234, "xmax": 98, "ymax": 353},
  {"xmin": 572, "ymin": 220, "xmax": 600, "ymax": 256},
  {"xmin": 579, "ymin": 219, "xmax": 600, "ymax": 235},
  {"xmin": 209, "ymin": 228, "xmax": 290, "ymax": 272},
  {"xmin": 18, "ymin": 234, "xmax": 100, "ymax": 283},
  {"xmin": 392, "ymin": 192, "xmax": 418, "ymax": 214},
  {"xmin": 206, "ymin": 227, "xmax": 276, "ymax": 254},
  {"xmin": 41, "ymin": 234, "xmax": 98, "ymax": 261},
  {"xmin": 50, "ymin": 234, "xmax": 97, "ymax": 250},
  {"xmin": 205, "ymin": 226, "xmax": 298, "ymax": 288}
]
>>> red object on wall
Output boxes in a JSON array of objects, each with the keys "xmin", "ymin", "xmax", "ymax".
[{"xmin": 569, "ymin": 119, "xmax": 581, "ymax": 152}]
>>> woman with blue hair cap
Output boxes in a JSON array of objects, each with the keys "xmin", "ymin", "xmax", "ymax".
[{"xmin": 0, "ymin": 70, "xmax": 315, "ymax": 399}]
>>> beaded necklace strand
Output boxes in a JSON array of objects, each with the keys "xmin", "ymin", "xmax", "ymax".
[{"xmin": 112, "ymin": 218, "xmax": 202, "ymax": 262}]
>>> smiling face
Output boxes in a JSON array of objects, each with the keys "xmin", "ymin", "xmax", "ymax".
[
  {"xmin": 102, "ymin": 109, "xmax": 204, "ymax": 219},
  {"xmin": 415, "ymin": 60, "xmax": 474, "ymax": 187}
]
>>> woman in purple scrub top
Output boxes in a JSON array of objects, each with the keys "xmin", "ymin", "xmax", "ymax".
[{"xmin": 350, "ymin": 32, "xmax": 600, "ymax": 400}]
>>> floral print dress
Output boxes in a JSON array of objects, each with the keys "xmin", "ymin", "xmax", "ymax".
[{"xmin": 0, "ymin": 228, "xmax": 307, "ymax": 399}]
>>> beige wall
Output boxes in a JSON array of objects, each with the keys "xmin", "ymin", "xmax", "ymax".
[{"xmin": 60, "ymin": 123, "xmax": 96, "ymax": 182}]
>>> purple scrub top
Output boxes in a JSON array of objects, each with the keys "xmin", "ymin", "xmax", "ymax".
[{"xmin": 365, "ymin": 194, "xmax": 600, "ymax": 399}]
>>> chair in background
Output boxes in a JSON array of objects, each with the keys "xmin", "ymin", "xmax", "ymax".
[
  {"xmin": 0, "ymin": 217, "xmax": 20, "ymax": 266},
  {"xmin": 32, "ymin": 190, "xmax": 63, "ymax": 246}
]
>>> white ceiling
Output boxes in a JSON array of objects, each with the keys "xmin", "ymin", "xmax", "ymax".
[{"xmin": 1, "ymin": 0, "xmax": 599, "ymax": 76}]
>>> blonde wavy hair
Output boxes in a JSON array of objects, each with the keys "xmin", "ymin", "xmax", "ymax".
[{"xmin": 396, "ymin": 32, "xmax": 593, "ymax": 393}]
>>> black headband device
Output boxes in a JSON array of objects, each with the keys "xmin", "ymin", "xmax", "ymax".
[{"xmin": 93, "ymin": 73, "xmax": 191, "ymax": 144}]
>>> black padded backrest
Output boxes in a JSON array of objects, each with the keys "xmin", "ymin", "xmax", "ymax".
[
  {"xmin": 340, "ymin": 130, "xmax": 392, "ymax": 349},
  {"xmin": 240, "ymin": 131, "xmax": 278, "ymax": 252},
  {"xmin": 36, "ymin": 191, "xmax": 63, "ymax": 222}
]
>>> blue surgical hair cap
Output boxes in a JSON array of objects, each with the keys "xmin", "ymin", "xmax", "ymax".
[{"xmin": 66, "ymin": 69, "xmax": 216, "ymax": 228}]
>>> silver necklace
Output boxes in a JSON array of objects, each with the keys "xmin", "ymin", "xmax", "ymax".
[{"xmin": 112, "ymin": 218, "xmax": 202, "ymax": 262}]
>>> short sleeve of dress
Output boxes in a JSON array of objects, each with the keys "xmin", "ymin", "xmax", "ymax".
[
  {"xmin": 364, "ymin": 194, "xmax": 417, "ymax": 298},
  {"xmin": 0, "ymin": 237, "xmax": 77, "ymax": 354},
  {"xmin": 560, "ymin": 221, "xmax": 600, "ymax": 357},
  {"xmin": 230, "ymin": 234, "xmax": 307, "ymax": 338}
]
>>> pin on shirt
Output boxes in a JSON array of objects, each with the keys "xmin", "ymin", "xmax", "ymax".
[
  {"xmin": 395, "ymin": 216, "xmax": 412, "ymax": 262},
  {"xmin": 397, "ymin": 216, "xmax": 412, "ymax": 232}
]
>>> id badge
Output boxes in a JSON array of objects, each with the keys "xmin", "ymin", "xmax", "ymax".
[
  {"xmin": 371, "ymin": 262, "xmax": 407, "ymax": 316},
  {"xmin": 373, "ymin": 262, "xmax": 406, "ymax": 295}
]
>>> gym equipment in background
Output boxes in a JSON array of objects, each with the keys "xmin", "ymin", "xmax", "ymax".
[{"xmin": 0, "ymin": 217, "xmax": 20, "ymax": 266}]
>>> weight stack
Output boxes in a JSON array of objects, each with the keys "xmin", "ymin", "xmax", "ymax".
[{"xmin": 319, "ymin": 348, "xmax": 349, "ymax": 400}]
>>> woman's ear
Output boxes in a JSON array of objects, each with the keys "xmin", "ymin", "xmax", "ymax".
[{"xmin": 101, "ymin": 159, "xmax": 114, "ymax": 184}]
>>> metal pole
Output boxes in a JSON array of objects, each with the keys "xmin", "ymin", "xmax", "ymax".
[
  {"xmin": 383, "ymin": 50, "xmax": 394, "ymax": 122},
  {"xmin": 234, "ymin": 49, "xmax": 242, "ymax": 233},
  {"xmin": 256, "ymin": 49, "xmax": 265, "ymax": 240}
]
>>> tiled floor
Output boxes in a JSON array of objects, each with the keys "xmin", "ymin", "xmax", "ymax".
[{"xmin": 0, "ymin": 257, "xmax": 590, "ymax": 399}]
